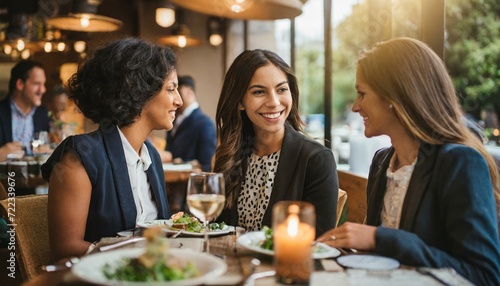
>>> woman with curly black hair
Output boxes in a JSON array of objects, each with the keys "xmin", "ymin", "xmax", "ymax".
[{"xmin": 42, "ymin": 38, "xmax": 182, "ymax": 259}]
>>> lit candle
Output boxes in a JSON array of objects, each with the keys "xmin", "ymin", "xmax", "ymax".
[{"xmin": 273, "ymin": 202, "xmax": 315, "ymax": 285}]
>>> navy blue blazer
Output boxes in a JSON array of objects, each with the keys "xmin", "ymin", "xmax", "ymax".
[
  {"xmin": 367, "ymin": 143, "xmax": 500, "ymax": 286},
  {"xmin": 217, "ymin": 125, "xmax": 338, "ymax": 237},
  {"xmin": 166, "ymin": 108, "xmax": 216, "ymax": 171},
  {"xmin": 0, "ymin": 97, "xmax": 50, "ymax": 146},
  {"xmin": 42, "ymin": 125, "xmax": 171, "ymax": 243}
]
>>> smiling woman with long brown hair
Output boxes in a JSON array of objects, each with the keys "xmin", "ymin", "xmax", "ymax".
[{"xmin": 214, "ymin": 49, "xmax": 338, "ymax": 237}]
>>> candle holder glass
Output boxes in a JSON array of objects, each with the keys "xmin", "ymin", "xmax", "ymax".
[{"xmin": 272, "ymin": 201, "xmax": 315, "ymax": 285}]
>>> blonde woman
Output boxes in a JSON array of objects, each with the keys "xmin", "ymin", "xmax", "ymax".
[{"xmin": 318, "ymin": 37, "xmax": 500, "ymax": 285}]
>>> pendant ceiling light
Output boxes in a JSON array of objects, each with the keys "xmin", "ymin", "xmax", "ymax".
[
  {"xmin": 155, "ymin": 0, "xmax": 176, "ymax": 28},
  {"xmin": 0, "ymin": 2, "xmax": 87, "ymax": 60},
  {"xmin": 157, "ymin": 9, "xmax": 202, "ymax": 48},
  {"xmin": 47, "ymin": 0, "xmax": 122, "ymax": 32},
  {"xmin": 169, "ymin": 0, "xmax": 303, "ymax": 20},
  {"xmin": 207, "ymin": 17, "xmax": 224, "ymax": 47},
  {"xmin": 158, "ymin": 24, "xmax": 202, "ymax": 48}
]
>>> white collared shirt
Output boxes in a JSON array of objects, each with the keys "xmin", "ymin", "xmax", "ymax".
[{"xmin": 118, "ymin": 127, "xmax": 158, "ymax": 223}]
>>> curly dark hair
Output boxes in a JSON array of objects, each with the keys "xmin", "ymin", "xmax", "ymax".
[{"xmin": 68, "ymin": 38, "xmax": 178, "ymax": 127}]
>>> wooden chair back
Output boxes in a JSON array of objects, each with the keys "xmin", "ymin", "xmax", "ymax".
[
  {"xmin": 0, "ymin": 183, "xmax": 7, "ymax": 200},
  {"xmin": 0, "ymin": 194, "xmax": 50, "ymax": 281},
  {"xmin": 338, "ymin": 170, "xmax": 368, "ymax": 224},
  {"xmin": 336, "ymin": 189, "xmax": 347, "ymax": 227}
]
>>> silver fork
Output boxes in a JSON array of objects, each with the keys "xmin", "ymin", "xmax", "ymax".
[
  {"xmin": 42, "ymin": 257, "xmax": 80, "ymax": 272},
  {"xmin": 170, "ymin": 228, "xmax": 184, "ymax": 238},
  {"xmin": 99, "ymin": 237, "xmax": 145, "ymax": 252},
  {"xmin": 236, "ymin": 258, "xmax": 261, "ymax": 286}
]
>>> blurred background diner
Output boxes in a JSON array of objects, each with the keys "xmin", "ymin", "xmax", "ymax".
[
  {"xmin": 46, "ymin": 84, "xmax": 78, "ymax": 145},
  {"xmin": 163, "ymin": 75, "xmax": 217, "ymax": 172}
]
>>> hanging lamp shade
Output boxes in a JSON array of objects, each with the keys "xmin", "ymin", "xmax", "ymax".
[
  {"xmin": 47, "ymin": 0, "xmax": 122, "ymax": 32},
  {"xmin": 169, "ymin": 0, "xmax": 303, "ymax": 20},
  {"xmin": 158, "ymin": 24, "xmax": 202, "ymax": 48}
]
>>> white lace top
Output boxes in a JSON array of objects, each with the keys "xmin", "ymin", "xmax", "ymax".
[
  {"xmin": 237, "ymin": 151, "xmax": 281, "ymax": 231},
  {"xmin": 381, "ymin": 153, "xmax": 417, "ymax": 228}
]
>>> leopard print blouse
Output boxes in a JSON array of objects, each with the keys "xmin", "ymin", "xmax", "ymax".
[{"xmin": 237, "ymin": 151, "xmax": 280, "ymax": 231}]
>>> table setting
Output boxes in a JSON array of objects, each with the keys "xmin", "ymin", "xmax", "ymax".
[{"xmin": 24, "ymin": 172, "xmax": 474, "ymax": 286}]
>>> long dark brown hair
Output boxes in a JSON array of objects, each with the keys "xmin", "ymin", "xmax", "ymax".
[{"xmin": 213, "ymin": 49, "xmax": 304, "ymax": 208}]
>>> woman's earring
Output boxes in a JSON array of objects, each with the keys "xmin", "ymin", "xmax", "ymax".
[{"xmin": 389, "ymin": 104, "xmax": 393, "ymax": 109}]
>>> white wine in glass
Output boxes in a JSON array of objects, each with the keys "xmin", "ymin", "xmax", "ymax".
[{"xmin": 186, "ymin": 172, "xmax": 225, "ymax": 252}]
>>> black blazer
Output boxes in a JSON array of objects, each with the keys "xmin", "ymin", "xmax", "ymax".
[
  {"xmin": 166, "ymin": 107, "xmax": 216, "ymax": 172},
  {"xmin": 218, "ymin": 125, "xmax": 338, "ymax": 237},
  {"xmin": 367, "ymin": 143, "xmax": 500, "ymax": 286},
  {"xmin": 0, "ymin": 97, "xmax": 50, "ymax": 146}
]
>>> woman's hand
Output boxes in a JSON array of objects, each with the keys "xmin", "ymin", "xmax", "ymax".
[{"xmin": 316, "ymin": 222, "xmax": 377, "ymax": 251}]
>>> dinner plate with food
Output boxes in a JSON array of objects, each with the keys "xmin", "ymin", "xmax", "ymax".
[
  {"xmin": 137, "ymin": 212, "xmax": 234, "ymax": 237},
  {"xmin": 236, "ymin": 227, "xmax": 341, "ymax": 259},
  {"xmin": 73, "ymin": 228, "xmax": 227, "ymax": 285}
]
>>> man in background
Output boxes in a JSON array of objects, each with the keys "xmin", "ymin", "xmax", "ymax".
[
  {"xmin": 0, "ymin": 60, "xmax": 50, "ymax": 159},
  {"xmin": 166, "ymin": 75, "xmax": 216, "ymax": 171}
]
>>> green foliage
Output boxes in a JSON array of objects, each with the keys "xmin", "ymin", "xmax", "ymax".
[
  {"xmin": 445, "ymin": 0, "xmax": 500, "ymax": 117},
  {"xmin": 296, "ymin": 47, "xmax": 325, "ymax": 115},
  {"xmin": 295, "ymin": 0, "xmax": 500, "ymax": 124}
]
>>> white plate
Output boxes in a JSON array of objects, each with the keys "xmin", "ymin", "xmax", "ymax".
[
  {"xmin": 72, "ymin": 248, "xmax": 227, "ymax": 286},
  {"xmin": 162, "ymin": 163, "xmax": 194, "ymax": 171},
  {"xmin": 137, "ymin": 219, "xmax": 235, "ymax": 237},
  {"xmin": 236, "ymin": 231, "xmax": 341, "ymax": 259},
  {"xmin": 336, "ymin": 254, "xmax": 400, "ymax": 270}
]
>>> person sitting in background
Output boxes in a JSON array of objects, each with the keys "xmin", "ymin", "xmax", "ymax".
[
  {"xmin": 42, "ymin": 38, "xmax": 180, "ymax": 259},
  {"xmin": 214, "ymin": 49, "xmax": 338, "ymax": 237},
  {"xmin": 318, "ymin": 37, "xmax": 500, "ymax": 286},
  {"xmin": 0, "ymin": 60, "xmax": 50, "ymax": 158},
  {"xmin": 165, "ymin": 75, "xmax": 216, "ymax": 171},
  {"xmin": 48, "ymin": 85, "xmax": 68, "ymax": 121},
  {"xmin": 47, "ymin": 84, "xmax": 75, "ymax": 144}
]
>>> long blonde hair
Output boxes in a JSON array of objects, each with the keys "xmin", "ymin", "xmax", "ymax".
[{"xmin": 358, "ymin": 37, "xmax": 500, "ymax": 217}]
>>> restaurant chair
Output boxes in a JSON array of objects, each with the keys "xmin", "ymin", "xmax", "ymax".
[
  {"xmin": 0, "ymin": 186, "xmax": 23, "ymax": 285},
  {"xmin": 0, "ymin": 194, "xmax": 50, "ymax": 281},
  {"xmin": 338, "ymin": 170, "xmax": 368, "ymax": 224},
  {"xmin": 336, "ymin": 189, "xmax": 347, "ymax": 227},
  {"xmin": 0, "ymin": 183, "xmax": 7, "ymax": 200}
]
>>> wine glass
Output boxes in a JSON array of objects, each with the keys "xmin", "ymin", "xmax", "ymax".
[
  {"xmin": 186, "ymin": 172, "xmax": 225, "ymax": 252},
  {"xmin": 31, "ymin": 131, "xmax": 49, "ymax": 151}
]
